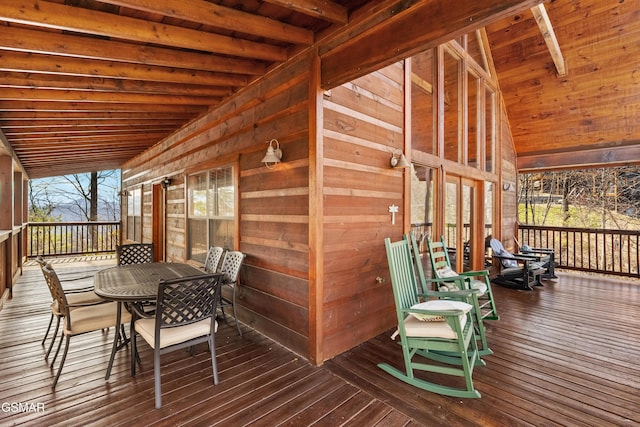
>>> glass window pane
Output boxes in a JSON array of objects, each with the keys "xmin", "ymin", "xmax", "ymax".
[
  {"xmin": 485, "ymin": 86, "xmax": 495, "ymax": 173},
  {"xmin": 411, "ymin": 51, "xmax": 435, "ymax": 155},
  {"xmin": 443, "ymin": 50, "xmax": 460, "ymax": 163},
  {"xmin": 467, "ymin": 71, "xmax": 479, "ymax": 168},
  {"xmin": 189, "ymin": 173, "xmax": 208, "ymax": 218},
  {"xmin": 410, "ymin": 164, "xmax": 436, "ymax": 252},
  {"xmin": 188, "ymin": 218, "xmax": 207, "ymax": 263}
]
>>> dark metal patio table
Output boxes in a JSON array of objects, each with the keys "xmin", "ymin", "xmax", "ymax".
[{"xmin": 94, "ymin": 262, "xmax": 206, "ymax": 379}]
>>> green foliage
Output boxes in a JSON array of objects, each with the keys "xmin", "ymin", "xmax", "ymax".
[{"xmin": 29, "ymin": 205, "xmax": 62, "ymax": 222}]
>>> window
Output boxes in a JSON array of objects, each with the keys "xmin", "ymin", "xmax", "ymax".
[
  {"xmin": 187, "ymin": 166, "xmax": 235, "ymax": 263},
  {"xmin": 127, "ymin": 188, "xmax": 142, "ymax": 242}
]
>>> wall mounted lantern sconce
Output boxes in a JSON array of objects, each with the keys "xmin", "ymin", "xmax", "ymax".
[
  {"xmin": 261, "ymin": 139, "xmax": 282, "ymax": 169},
  {"xmin": 118, "ymin": 189, "xmax": 129, "ymax": 197},
  {"xmin": 390, "ymin": 149, "xmax": 410, "ymax": 168},
  {"xmin": 502, "ymin": 181, "xmax": 515, "ymax": 192},
  {"xmin": 161, "ymin": 177, "xmax": 172, "ymax": 190}
]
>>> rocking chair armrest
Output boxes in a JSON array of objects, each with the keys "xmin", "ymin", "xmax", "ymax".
[
  {"xmin": 427, "ymin": 276, "xmax": 468, "ymax": 285},
  {"xmin": 492, "ymin": 253, "xmax": 537, "ymax": 262},
  {"xmin": 424, "ymin": 289, "xmax": 478, "ymax": 300},
  {"xmin": 401, "ymin": 307, "xmax": 466, "ymax": 318},
  {"xmin": 458, "ymin": 270, "xmax": 489, "ymax": 278}
]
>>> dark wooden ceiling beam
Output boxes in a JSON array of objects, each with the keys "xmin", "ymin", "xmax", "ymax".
[
  {"xmin": 0, "ymin": 26, "xmax": 266, "ymax": 75},
  {"xmin": 0, "ymin": 87, "xmax": 220, "ymax": 105},
  {"xmin": 264, "ymin": 0, "xmax": 348, "ymax": 24},
  {"xmin": 0, "ymin": 111, "xmax": 195, "ymax": 120},
  {"xmin": 0, "ymin": 0, "xmax": 288, "ymax": 61},
  {"xmin": 0, "ymin": 72, "xmax": 233, "ymax": 97},
  {"xmin": 0, "ymin": 51, "xmax": 249, "ymax": 86},
  {"xmin": 98, "ymin": 0, "xmax": 314, "ymax": 45},
  {"xmin": 320, "ymin": 0, "xmax": 543, "ymax": 88},
  {"xmin": 0, "ymin": 101, "xmax": 207, "ymax": 113},
  {"xmin": 517, "ymin": 143, "xmax": 640, "ymax": 171},
  {"xmin": 0, "ymin": 121, "xmax": 186, "ymax": 130}
]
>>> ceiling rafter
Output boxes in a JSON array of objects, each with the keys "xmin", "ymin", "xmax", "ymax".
[
  {"xmin": 97, "ymin": 0, "xmax": 315, "ymax": 45},
  {"xmin": 531, "ymin": 3, "xmax": 566, "ymax": 77}
]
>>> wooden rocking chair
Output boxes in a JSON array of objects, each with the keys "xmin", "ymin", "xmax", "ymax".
[
  {"xmin": 426, "ymin": 235, "xmax": 499, "ymax": 321},
  {"xmin": 489, "ymin": 238, "xmax": 545, "ymax": 291},
  {"xmin": 379, "ymin": 237, "xmax": 483, "ymax": 399},
  {"xmin": 406, "ymin": 233, "xmax": 493, "ymax": 356}
]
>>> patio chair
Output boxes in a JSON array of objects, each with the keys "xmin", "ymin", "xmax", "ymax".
[
  {"xmin": 515, "ymin": 238, "xmax": 557, "ymax": 279},
  {"xmin": 489, "ymin": 238, "xmax": 545, "ymax": 291},
  {"xmin": 116, "ymin": 243, "xmax": 154, "ymax": 265},
  {"xmin": 406, "ymin": 233, "xmax": 493, "ymax": 356},
  {"xmin": 203, "ymin": 246, "xmax": 225, "ymax": 273},
  {"xmin": 35, "ymin": 256, "xmax": 105, "ymax": 362},
  {"xmin": 425, "ymin": 235, "xmax": 499, "ymax": 322},
  {"xmin": 217, "ymin": 251, "xmax": 246, "ymax": 336},
  {"xmin": 40, "ymin": 263, "xmax": 130, "ymax": 389},
  {"xmin": 117, "ymin": 243, "xmax": 156, "ymax": 315},
  {"xmin": 378, "ymin": 237, "xmax": 483, "ymax": 399},
  {"xmin": 130, "ymin": 273, "xmax": 223, "ymax": 409}
]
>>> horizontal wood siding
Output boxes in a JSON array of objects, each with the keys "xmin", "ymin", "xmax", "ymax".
[
  {"xmin": 122, "ymin": 56, "xmax": 312, "ymax": 358},
  {"xmin": 499, "ymin": 103, "xmax": 518, "ymax": 248},
  {"xmin": 321, "ymin": 63, "xmax": 405, "ymax": 360}
]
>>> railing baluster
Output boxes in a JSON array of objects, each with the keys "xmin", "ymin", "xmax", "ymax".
[
  {"xmin": 27, "ymin": 221, "xmax": 120, "ymax": 258},
  {"xmin": 518, "ymin": 224, "xmax": 639, "ymax": 278}
]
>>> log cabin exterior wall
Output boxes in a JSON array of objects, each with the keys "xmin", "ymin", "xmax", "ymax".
[
  {"xmin": 321, "ymin": 63, "xmax": 406, "ymax": 359},
  {"xmin": 122, "ymin": 54, "xmax": 314, "ymax": 358},
  {"xmin": 120, "ymin": 38, "xmax": 518, "ymax": 364}
]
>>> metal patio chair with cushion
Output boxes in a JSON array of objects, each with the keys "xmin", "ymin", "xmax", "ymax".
[
  {"xmin": 405, "ymin": 233, "xmax": 493, "ymax": 356},
  {"xmin": 203, "ymin": 246, "xmax": 225, "ymax": 273},
  {"xmin": 40, "ymin": 263, "xmax": 131, "ymax": 389},
  {"xmin": 35, "ymin": 256, "xmax": 105, "ymax": 362},
  {"xmin": 489, "ymin": 238, "xmax": 546, "ymax": 291},
  {"xmin": 425, "ymin": 235, "xmax": 499, "ymax": 322},
  {"xmin": 217, "ymin": 250, "xmax": 246, "ymax": 336},
  {"xmin": 116, "ymin": 243, "xmax": 155, "ymax": 265},
  {"xmin": 379, "ymin": 237, "xmax": 483, "ymax": 398},
  {"xmin": 130, "ymin": 273, "xmax": 223, "ymax": 409},
  {"xmin": 117, "ymin": 243, "xmax": 156, "ymax": 315}
]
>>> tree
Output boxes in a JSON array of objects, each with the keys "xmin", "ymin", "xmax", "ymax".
[{"xmin": 518, "ymin": 166, "xmax": 640, "ymax": 229}]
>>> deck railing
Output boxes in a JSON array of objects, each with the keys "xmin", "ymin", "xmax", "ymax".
[
  {"xmin": 27, "ymin": 221, "xmax": 120, "ymax": 258},
  {"xmin": 410, "ymin": 222, "xmax": 639, "ymax": 279},
  {"xmin": 519, "ymin": 225, "xmax": 640, "ymax": 278}
]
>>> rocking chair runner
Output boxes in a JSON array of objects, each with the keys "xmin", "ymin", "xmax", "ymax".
[
  {"xmin": 379, "ymin": 237, "xmax": 484, "ymax": 399},
  {"xmin": 406, "ymin": 233, "xmax": 493, "ymax": 356}
]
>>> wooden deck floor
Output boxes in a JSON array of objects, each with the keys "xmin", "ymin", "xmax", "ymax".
[{"xmin": 1, "ymin": 260, "xmax": 639, "ymax": 426}]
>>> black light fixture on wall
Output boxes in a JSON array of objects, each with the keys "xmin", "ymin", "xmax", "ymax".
[{"xmin": 161, "ymin": 177, "xmax": 172, "ymax": 190}]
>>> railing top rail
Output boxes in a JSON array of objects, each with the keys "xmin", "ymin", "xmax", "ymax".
[
  {"xmin": 28, "ymin": 221, "xmax": 120, "ymax": 226},
  {"xmin": 520, "ymin": 224, "xmax": 640, "ymax": 235}
]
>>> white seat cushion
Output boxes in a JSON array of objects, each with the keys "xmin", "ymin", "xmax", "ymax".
[
  {"xmin": 402, "ymin": 300, "xmax": 472, "ymax": 339},
  {"xmin": 135, "ymin": 317, "xmax": 217, "ymax": 349},
  {"xmin": 470, "ymin": 279, "xmax": 488, "ymax": 296},
  {"xmin": 66, "ymin": 302, "xmax": 131, "ymax": 335}
]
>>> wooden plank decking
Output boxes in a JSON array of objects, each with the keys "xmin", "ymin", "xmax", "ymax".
[{"xmin": 1, "ymin": 260, "xmax": 639, "ymax": 426}]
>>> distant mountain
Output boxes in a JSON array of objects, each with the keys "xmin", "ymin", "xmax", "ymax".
[{"xmin": 51, "ymin": 200, "xmax": 120, "ymax": 222}]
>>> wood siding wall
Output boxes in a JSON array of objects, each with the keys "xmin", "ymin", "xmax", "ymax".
[
  {"xmin": 321, "ymin": 63, "xmax": 405, "ymax": 359},
  {"xmin": 122, "ymin": 55, "xmax": 313, "ymax": 358}
]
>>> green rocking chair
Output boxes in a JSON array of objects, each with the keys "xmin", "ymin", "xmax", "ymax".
[
  {"xmin": 405, "ymin": 233, "xmax": 493, "ymax": 357},
  {"xmin": 427, "ymin": 235, "xmax": 499, "ymax": 321},
  {"xmin": 379, "ymin": 237, "xmax": 484, "ymax": 399}
]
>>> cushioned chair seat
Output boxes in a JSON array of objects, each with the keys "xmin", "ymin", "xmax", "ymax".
[
  {"xmin": 65, "ymin": 302, "xmax": 131, "ymax": 335},
  {"xmin": 135, "ymin": 317, "xmax": 217, "ymax": 349}
]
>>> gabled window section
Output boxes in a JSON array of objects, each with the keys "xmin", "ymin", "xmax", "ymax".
[{"xmin": 187, "ymin": 166, "xmax": 235, "ymax": 264}]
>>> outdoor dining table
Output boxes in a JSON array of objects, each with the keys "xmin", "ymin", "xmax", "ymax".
[{"xmin": 94, "ymin": 262, "xmax": 205, "ymax": 379}]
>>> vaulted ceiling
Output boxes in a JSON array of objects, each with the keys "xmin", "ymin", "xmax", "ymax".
[{"xmin": 0, "ymin": 0, "xmax": 637, "ymax": 179}]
